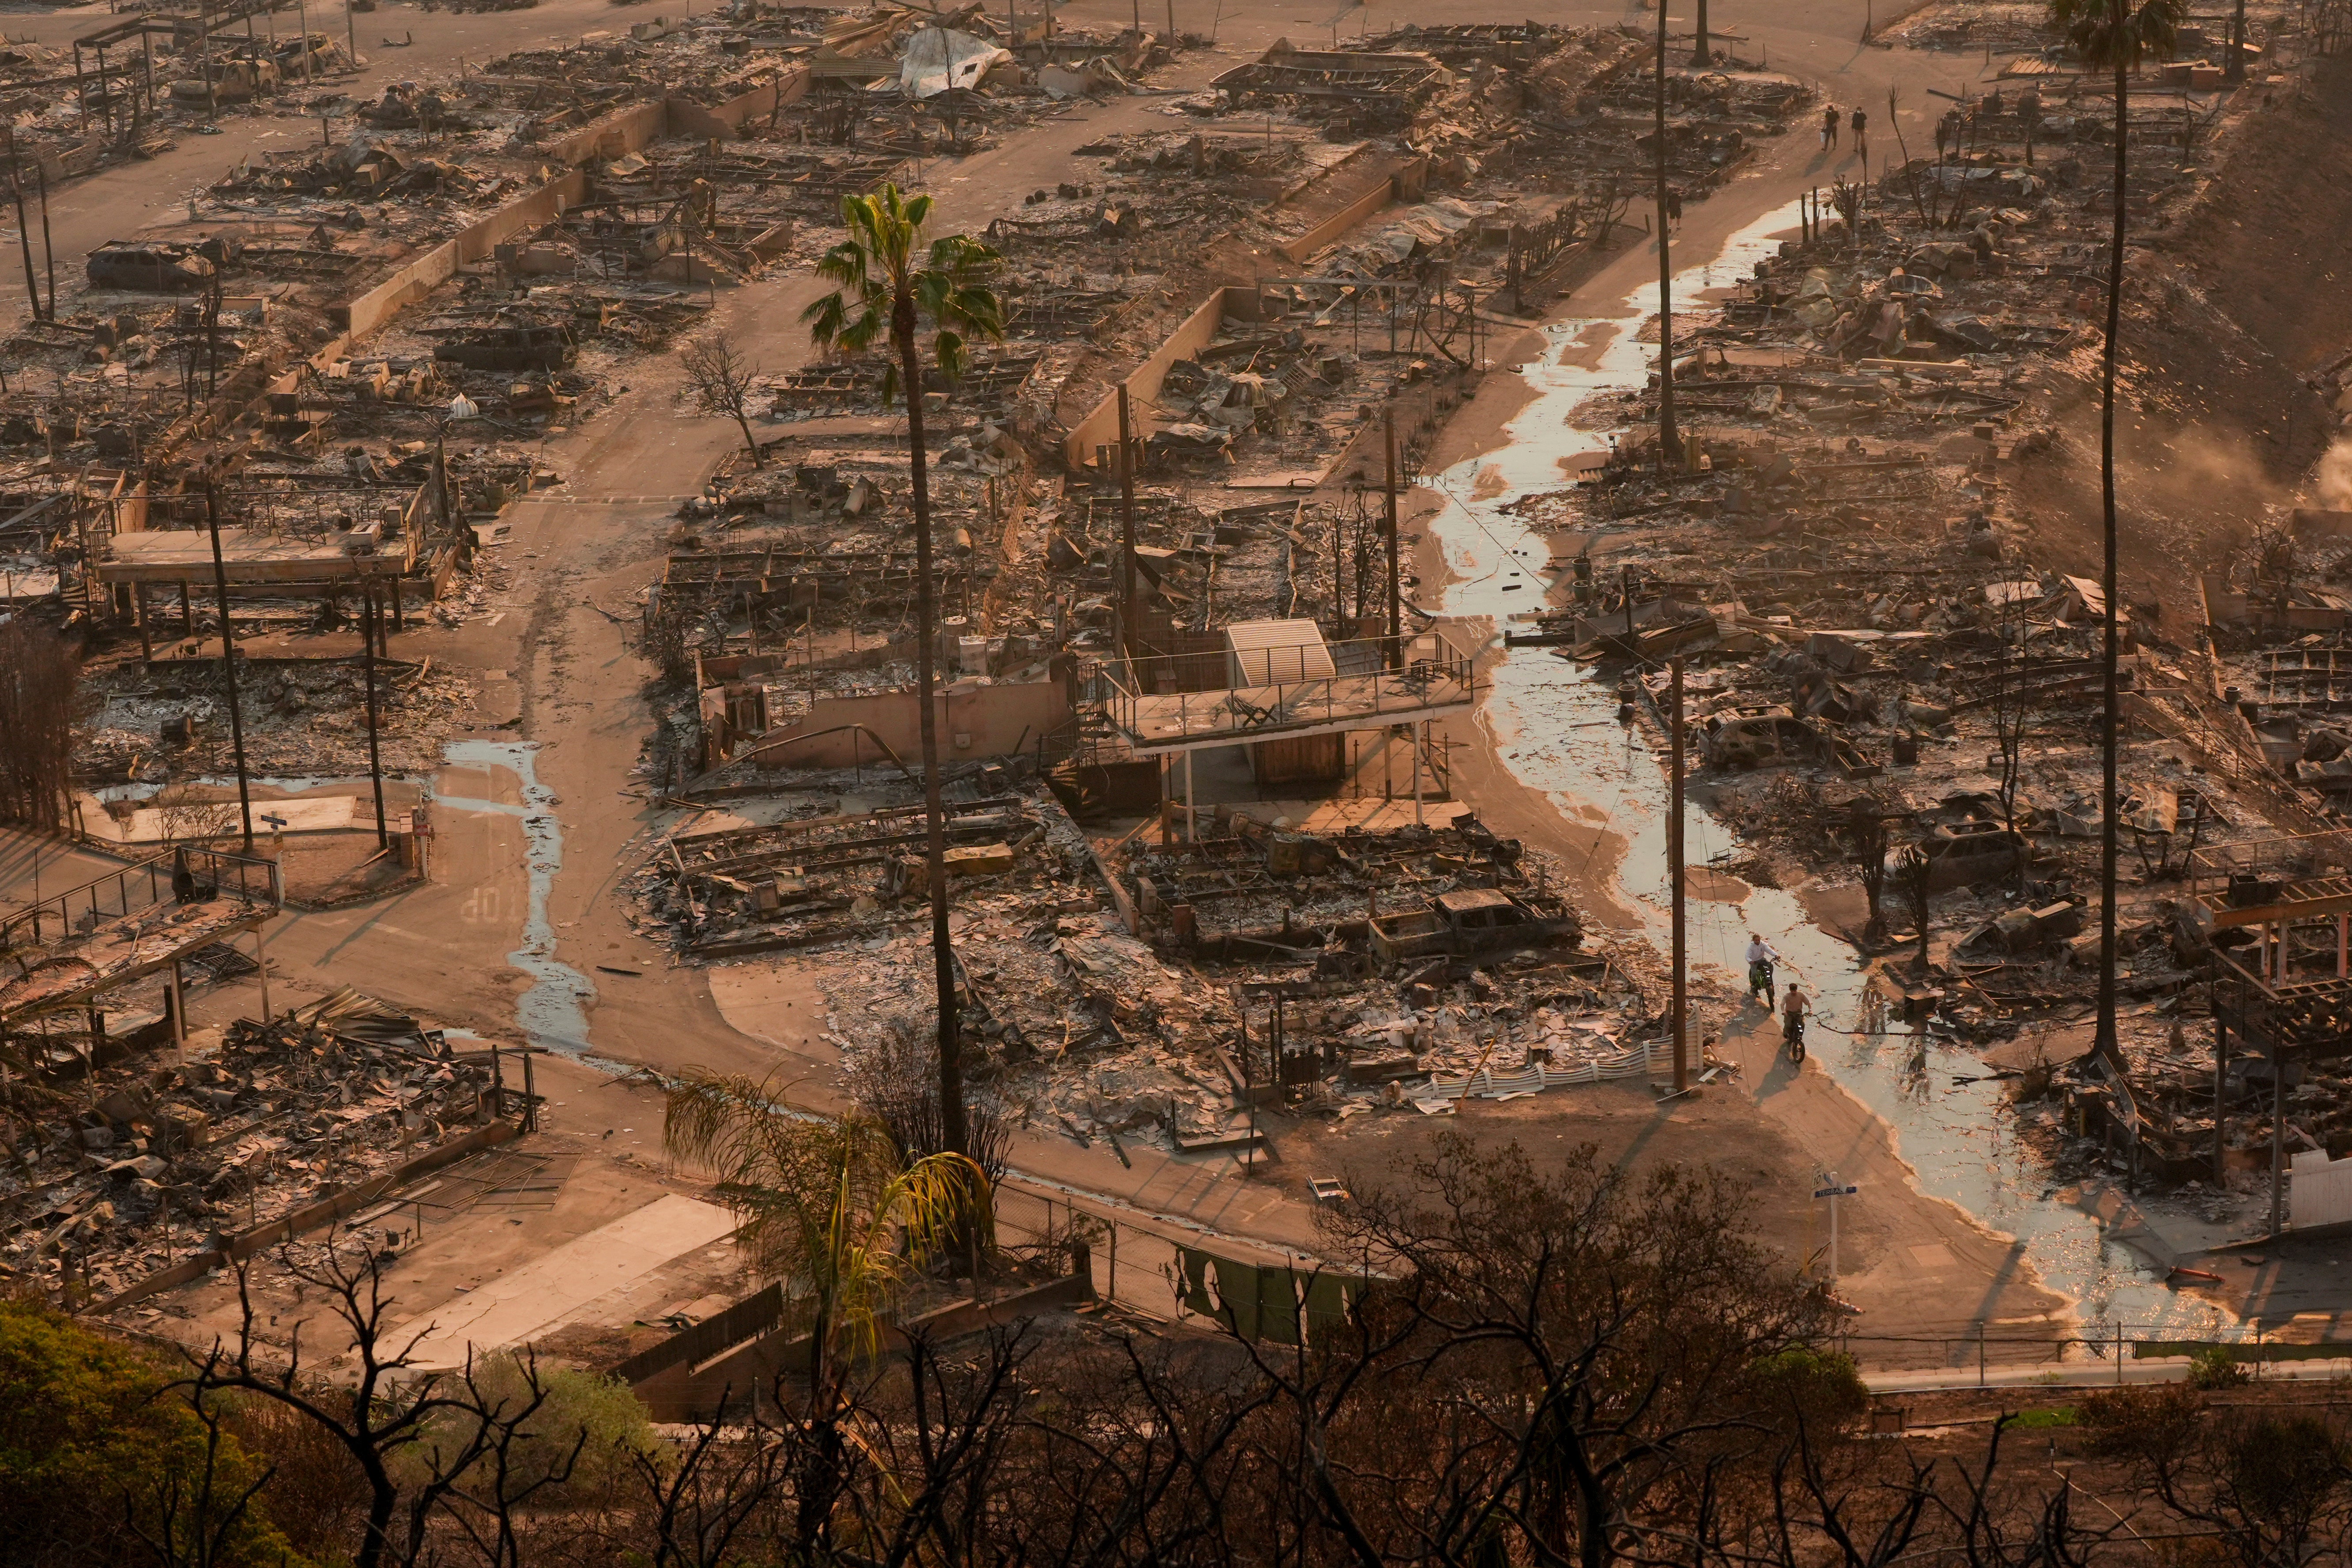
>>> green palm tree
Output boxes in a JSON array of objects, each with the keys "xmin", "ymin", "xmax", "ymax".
[
  {"xmin": 662, "ymin": 1072, "xmax": 986, "ymax": 1380},
  {"xmin": 2050, "ymin": 0, "xmax": 2180, "ymax": 1072},
  {"xmin": 803, "ymin": 186, "xmax": 1003, "ymax": 1165}
]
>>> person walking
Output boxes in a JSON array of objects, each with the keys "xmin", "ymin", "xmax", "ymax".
[
  {"xmin": 1851, "ymin": 106, "xmax": 1869, "ymax": 164},
  {"xmin": 1665, "ymin": 187, "xmax": 1683, "ymax": 229},
  {"xmin": 1781, "ymin": 983, "xmax": 1810, "ymax": 1063},
  {"xmin": 1745, "ymin": 932, "xmax": 1783, "ymax": 1006},
  {"xmin": 1821, "ymin": 103, "xmax": 1839, "ymax": 150}
]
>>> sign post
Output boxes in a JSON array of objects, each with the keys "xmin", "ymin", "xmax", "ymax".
[{"xmin": 1813, "ymin": 1176, "xmax": 1859, "ymax": 1282}]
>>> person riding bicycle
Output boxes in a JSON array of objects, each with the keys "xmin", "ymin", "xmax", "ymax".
[
  {"xmin": 1745, "ymin": 932, "xmax": 1782, "ymax": 1006},
  {"xmin": 1782, "ymin": 983, "xmax": 1810, "ymax": 1063}
]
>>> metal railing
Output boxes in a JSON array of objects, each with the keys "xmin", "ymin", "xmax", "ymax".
[
  {"xmin": 1093, "ymin": 629, "xmax": 1477, "ymax": 746},
  {"xmin": 1837, "ymin": 1322, "xmax": 2352, "ymax": 1383},
  {"xmin": 0, "ymin": 845, "xmax": 282, "ymax": 953},
  {"xmin": 2190, "ymin": 829, "xmax": 2352, "ymax": 905}
]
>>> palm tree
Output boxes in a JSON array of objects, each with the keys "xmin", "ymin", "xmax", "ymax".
[
  {"xmin": 2049, "ymin": 0, "xmax": 2181, "ymax": 1071},
  {"xmin": 662, "ymin": 1072, "xmax": 986, "ymax": 1383},
  {"xmin": 803, "ymin": 187, "xmax": 1003, "ymax": 1164}
]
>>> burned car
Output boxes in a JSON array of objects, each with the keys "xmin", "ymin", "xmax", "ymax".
[
  {"xmin": 1699, "ymin": 707, "xmax": 1828, "ymax": 769},
  {"xmin": 86, "ymin": 238, "xmax": 234, "ymax": 294},
  {"xmin": 1369, "ymin": 888, "xmax": 1582, "ymax": 965},
  {"xmin": 1896, "ymin": 820, "xmax": 2029, "ymax": 892}
]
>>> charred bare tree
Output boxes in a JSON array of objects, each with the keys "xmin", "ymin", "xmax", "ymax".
[
  {"xmin": 1985, "ymin": 600, "xmax": 2035, "ymax": 899},
  {"xmin": 1296, "ymin": 1134, "xmax": 1847, "ymax": 1568},
  {"xmin": 102, "ymin": 1140, "xmax": 2138, "ymax": 1568},
  {"xmin": 177, "ymin": 1243, "xmax": 527, "ymax": 1568},
  {"xmin": 679, "ymin": 332, "xmax": 765, "ymax": 469},
  {"xmin": 1898, "ymin": 841, "xmax": 1936, "ymax": 970},
  {"xmin": 844, "ymin": 1015, "xmax": 1013, "ymax": 1183},
  {"xmin": 626, "ymin": 1391, "xmax": 792, "ymax": 1568},
  {"xmin": 1845, "ymin": 795, "xmax": 1894, "ymax": 946},
  {"xmin": 2084, "ymin": 1383, "xmax": 2352, "ymax": 1568}
]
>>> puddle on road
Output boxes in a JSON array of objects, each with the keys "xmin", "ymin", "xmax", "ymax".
[
  {"xmin": 1426, "ymin": 199, "xmax": 2217, "ymax": 1336},
  {"xmin": 440, "ymin": 739, "xmax": 596, "ymax": 1057}
]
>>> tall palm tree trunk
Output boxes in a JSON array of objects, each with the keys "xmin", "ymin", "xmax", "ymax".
[
  {"xmin": 894, "ymin": 305, "xmax": 970, "ymax": 1162},
  {"xmin": 2095, "ymin": 56, "xmax": 2126, "ymax": 1066},
  {"xmin": 1654, "ymin": 0, "xmax": 1677, "ymax": 474}
]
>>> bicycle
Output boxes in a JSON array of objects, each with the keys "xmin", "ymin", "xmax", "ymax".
[{"xmin": 1782, "ymin": 1011, "xmax": 1807, "ymax": 1064}]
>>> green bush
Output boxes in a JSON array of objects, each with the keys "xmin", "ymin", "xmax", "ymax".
[
  {"xmin": 2190, "ymin": 1345, "xmax": 2251, "ymax": 1389},
  {"xmin": 0, "ymin": 1296, "xmax": 302, "ymax": 1567},
  {"xmin": 2009, "ymin": 1406, "xmax": 2077, "ymax": 1429},
  {"xmin": 398, "ymin": 1353, "xmax": 658, "ymax": 1502}
]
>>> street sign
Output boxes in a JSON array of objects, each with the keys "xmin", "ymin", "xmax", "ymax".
[
  {"xmin": 1813, "ymin": 1177, "xmax": 1859, "ymax": 1283},
  {"xmin": 258, "ymin": 812, "xmax": 289, "ymax": 829}
]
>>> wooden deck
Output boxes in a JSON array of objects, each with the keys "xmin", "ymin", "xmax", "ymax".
[
  {"xmin": 0, "ymin": 893, "xmax": 271, "ymax": 1024},
  {"xmin": 1115, "ymin": 666, "xmax": 1474, "ymax": 754}
]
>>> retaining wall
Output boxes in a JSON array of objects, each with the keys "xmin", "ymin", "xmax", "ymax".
[
  {"xmin": 1273, "ymin": 157, "xmax": 1427, "ymax": 265},
  {"xmin": 1061, "ymin": 286, "xmax": 1241, "ymax": 469},
  {"xmin": 334, "ymin": 168, "xmax": 592, "ymax": 338}
]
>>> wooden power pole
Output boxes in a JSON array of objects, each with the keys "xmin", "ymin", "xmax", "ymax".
[
  {"xmin": 1670, "ymin": 656, "xmax": 1688, "ymax": 1093},
  {"xmin": 202, "ymin": 482, "xmax": 253, "ymax": 851},
  {"xmin": 1116, "ymin": 384, "xmax": 1139, "ymax": 660},
  {"xmin": 360, "ymin": 581, "xmax": 388, "ymax": 850},
  {"xmin": 1383, "ymin": 408, "xmax": 1401, "ymax": 671}
]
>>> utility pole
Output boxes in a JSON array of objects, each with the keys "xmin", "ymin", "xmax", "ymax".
[
  {"xmin": 1383, "ymin": 408, "xmax": 1401, "ymax": 671},
  {"xmin": 34, "ymin": 164, "xmax": 52, "ymax": 322},
  {"xmin": 2271, "ymin": 1051, "xmax": 2286, "ymax": 1236},
  {"xmin": 360, "ymin": 579, "xmax": 388, "ymax": 849},
  {"xmin": 204, "ymin": 267, "xmax": 221, "ymax": 396},
  {"xmin": 1116, "ymin": 384, "xmax": 1139, "ymax": 660},
  {"xmin": 9, "ymin": 152, "xmax": 38, "ymax": 322},
  {"xmin": 1653, "ymin": 0, "xmax": 1679, "ymax": 476},
  {"xmin": 202, "ymin": 482, "xmax": 253, "ymax": 852},
  {"xmin": 1670, "ymin": 656, "xmax": 1687, "ymax": 1093},
  {"xmin": 1694, "ymin": 0, "xmax": 1711, "ymax": 64},
  {"xmin": 347, "ymin": 0, "xmax": 359, "ymax": 69},
  {"xmin": 200, "ymin": 0, "xmax": 217, "ymax": 120}
]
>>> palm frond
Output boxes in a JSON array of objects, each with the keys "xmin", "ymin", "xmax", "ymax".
[
  {"xmin": 804, "ymin": 183, "xmax": 1006, "ymax": 403},
  {"xmin": 2050, "ymin": 0, "xmax": 2184, "ymax": 65},
  {"xmin": 660, "ymin": 1077, "xmax": 988, "ymax": 1366}
]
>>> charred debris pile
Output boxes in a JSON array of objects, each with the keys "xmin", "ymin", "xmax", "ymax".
[
  {"xmin": 1470, "ymin": 11, "xmax": 2352, "ymax": 1198},
  {"xmin": 639, "ymin": 760, "xmax": 1650, "ymax": 1153},
  {"xmin": 0, "ymin": 988, "xmax": 501, "ymax": 1308}
]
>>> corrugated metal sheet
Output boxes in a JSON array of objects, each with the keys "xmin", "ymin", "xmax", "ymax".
[{"xmin": 1223, "ymin": 618, "xmax": 1336, "ymax": 685}]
